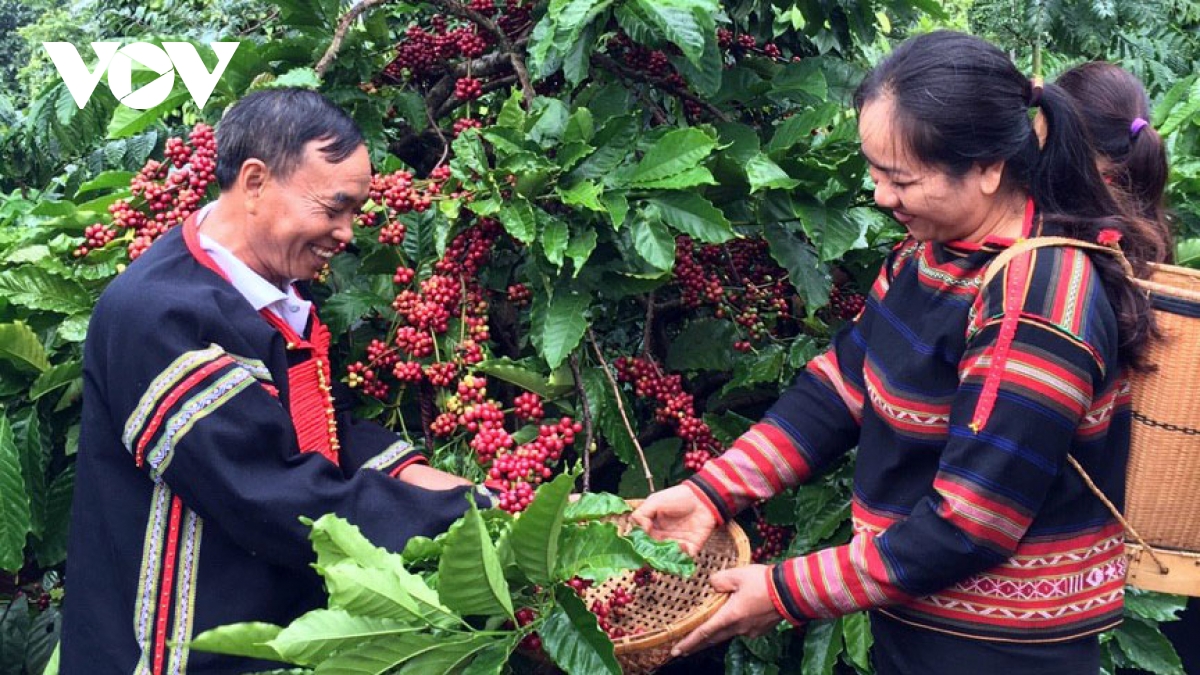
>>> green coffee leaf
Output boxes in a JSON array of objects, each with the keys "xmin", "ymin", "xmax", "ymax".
[
  {"xmin": 189, "ymin": 622, "xmax": 285, "ymax": 663},
  {"xmin": 306, "ymin": 514, "xmax": 402, "ymax": 572},
  {"xmin": 320, "ymin": 561, "xmax": 456, "ymax": 628},
  {"xmin": 556, "ymin": 522, "xmax": 643, "ymax": 582},
  {"xmin": 0, "ymin": 414, "xmax": 31, "ymax": 572},
  {"xmin": 311, "ymin": 633, "xmax": 443, "ymax": 675},
  {"xmin": 628, "ymin": 128, "xmax": 716, "ymax": 187},
  {"xmin": 799, "ymin": 618, "xmax": 842, "ymax": 675},
  {"xmin": 541, "ymin": 216, "xmax": 569, "ymax": 268},
  {"xmin": 563, "ymin": 493, "xmax": 631, "ymax": 522},
  {"xmin": 1113, "ymin": 618, "xmax": 1184, "ymax": 675},
  {"xmin": 1124, "ymin": 590, "xmax": 1188, "ymax": 623},
  {"xmin": 645, "ymin": 193, "xmax": 734, "ymax": 244},
  {"xmin": 438, "ymin": 502, "xmax": 513, "ymax": 619},
  {"xmin": 626, "ymin": 528, "xmax": 695, "ymax": 577},
  {"xmin": 29, "ymin": 361, "xmax": 82, "ymax": 401},
  {"xmin": 746, "ymin": 154, "xmax": 800, "ymax": 192},
  {"xmin": 268, "ymin": 610, "xmax": 419, "ymax": 665},
  {"xmin": 540, "ymin": 586, "xmax": 621, "ymax": 675},
  {"xmin": 0, "ymin": 322, "xmax": 50, "ymax": 373},
  {"xmin": 511, "ymin": 472, "xmax": 576, "ymax": 584},
  {"xmin": 666, "ymin": 318, "xmax": 738, "ymax": 372},
  {"xmin": 474, "ymin": 358, "xmax": 574, "ymax": 399},
  {"xmin": 540, "ymin": 290, "xmax": 589, "ymax": 370},
  {"xmin": 841, "ymin": 612, "xmax": 872, "ymax": 672},
  {"xmin": 631, "ymin": 217, "xmax": 675, "ymax": 271}
]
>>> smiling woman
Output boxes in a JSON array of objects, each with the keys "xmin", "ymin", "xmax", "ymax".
[{"xmin": 633, "ymin": 30, "xmax": 1161, "ymax": 675}]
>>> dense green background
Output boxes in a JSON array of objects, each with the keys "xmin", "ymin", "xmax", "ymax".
[{"xmin": 1, "ymin": 0, "xmax": 1198, "ymax": 672}]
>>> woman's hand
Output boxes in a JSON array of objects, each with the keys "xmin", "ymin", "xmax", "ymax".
[
  {"xmin": 630, "ymin": 484, "xmax": 719, "ymax": 556},
  {"xmin": 670, "ymin": 565, "xmax": 784, "ymax": 656}
]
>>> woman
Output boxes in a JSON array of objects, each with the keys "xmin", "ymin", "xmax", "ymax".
[
  {"xmin": 633, "ymin": 31, "xmax": 1158, "ymax": 674},
  {"xmin": 1057, "ymin": 61, "xmax": 1173, "ymax": 262},
  {"xmin": 1059, "ymin": 61, "xmax": 1196, "ymax": 673}
]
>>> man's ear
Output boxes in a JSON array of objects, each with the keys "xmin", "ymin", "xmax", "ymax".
[
  {"xmin": 239, "ymin": 159, "xmax": 268, "ymax": 212},
  {"xmin": 978, "ymin": 159, "xmax": 1006, "ymax": 196}
]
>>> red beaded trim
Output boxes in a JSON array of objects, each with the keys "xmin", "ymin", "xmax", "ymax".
[
  {"xmin": 152, "ymin": 496, "xmax": 184, "ymax": 675},
  {"xmin": 970, "ymin": 200, "xmax": 1036, "ymax": 433}
]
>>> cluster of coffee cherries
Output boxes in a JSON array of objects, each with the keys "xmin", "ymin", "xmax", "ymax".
[
  {"xmin": 716, "ymin": 29, "xmax": 785, "ymax": 60},
  {"xmin": 674, "ymin": 236, "xmax": 795, "ymax": 350},
  {"xmin": 489, "ymin": 416, "xmax": 583, "ymax": 512},
  {"xmin": 364, "ymin": 165, "xmax": 457, "ymax": 230},
  {"xmin": 827, "ymin": 283, "xmax": 867, "ymax": 321},
  {"xmin": 514, "ymin": 606, "xmax": 542, "ymax": 651},
  {"xmin": 614, "ymin": 356, "xmax": 721, "ymax": 471},
  {"xmin": 602, "ymin": 33, "xmax": 711, "ymax": 119},
  {"xmin": 376, "ymin": 1, "xmax": 531, "ymax": 87},
  {"xmin": 73, "ymin": 223, "xmax": 118, "ymax": 257},
  {"xmin": 454, "ymin": 76, "xmax": 484, "ymax": 101},
  {"xmin": 452, "ymin": 117, "xmax": 484, "ymax": 137},
  {"xmin": 381, "ymin": 18, "xmax": 491, "ymax": 82},
  {"xmin": 588, "ymin": 567, "xmax": 655, "ymax": 639},
  {"xmin": 424, "ymin": 381, "xmax": 580, "ymax": 513},
  {"xmin": 752, "ymin": 515, "xmax": 792, "ymax": 563},
  {"xmin": 344, "ymin": 218, "xmax": 500, "ymax": 400},
  {"xmin": 78, "ymin": 123, "xmax": 217, "ymax": 259}
]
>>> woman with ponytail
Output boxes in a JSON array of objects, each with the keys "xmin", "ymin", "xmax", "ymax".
[
  {"xmin": 634, "ymin": 31, "xmax": 1155, "ymax": 674},
  {"xmin": 1057, "ymin": 62, "xmax": 1174, "ymax": 263},
  {"xmin": 1059, "ymin": 61, "xmax": 1198, "ymax": 674}
]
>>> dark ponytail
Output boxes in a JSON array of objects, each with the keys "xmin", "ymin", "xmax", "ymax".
[
  {"xmin": 1057, "ymin": 62, "xmax": 1173, "ymax": 263},
  {"xmin": 854, "ymin": 31, "xmax": 1157, "ymax": 369}
]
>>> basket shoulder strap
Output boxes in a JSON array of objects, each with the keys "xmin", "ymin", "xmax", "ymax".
[
  {"xmin": 981, "ymin": 236, "xmax": 1134, "ymax": 288},
  {"xmin": 1066, "ymin": 455, "xmax": 1169, "ymax": 573}
]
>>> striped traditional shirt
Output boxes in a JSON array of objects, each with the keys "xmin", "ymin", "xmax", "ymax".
[{"xmin": 689, "ymin": 234, "xmax": 1130, "ymax": 643}]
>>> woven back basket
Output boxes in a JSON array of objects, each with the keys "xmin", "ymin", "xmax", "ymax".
[
  {"xmin": 580, "ymin": 502, "xmax": 751, "ymax": 674},
  {"xmin": 985, "ymin": 241, "xmax": 1200, "ymax": 596},
  {"xmin": 1122, "ymin": 263, "xmax": 1200, "ymax": 595}
]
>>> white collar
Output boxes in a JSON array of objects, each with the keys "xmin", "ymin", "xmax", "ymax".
[{"xmin": 194, "ymin": 204, "xmax": 312, "ymax": 334}]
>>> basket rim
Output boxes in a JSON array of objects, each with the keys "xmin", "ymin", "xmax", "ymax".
[
  {"xmin": 607, "ymin": 499, "xmax": 753, "ymax": 655},
  {"xmin": 1137, "ymin": 263, "xmax": 1200, "ymax": 302}
]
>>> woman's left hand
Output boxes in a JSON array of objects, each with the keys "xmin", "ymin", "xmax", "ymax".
[{"xmin": 671, "ymin": 564, "xmax": 785, "ymax": 657}]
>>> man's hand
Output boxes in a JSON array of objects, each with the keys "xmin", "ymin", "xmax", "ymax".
[
  {"xmin": 394, "ymin": 463, "xmax": 472, "ymax": 490},
  {"xmin": 670, "ymin": 565, "xmax": 784, "ymax": 657},
  {"xmin": 630, "ymin": 484, "xmax": 719, "ymax": 557}
]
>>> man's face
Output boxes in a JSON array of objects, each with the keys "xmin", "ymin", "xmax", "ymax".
[{"xmin": 245, "ymin": 140, "xmax": 370, "ymax": 286}]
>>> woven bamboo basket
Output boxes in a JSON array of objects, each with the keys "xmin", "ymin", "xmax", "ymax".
[
  {"xmin": 580, "ymin": 502, "xmax": 751, "ymax": 674},
  {"xmin": 1119, "ymin": 263, "xmax": 1200, "ymax": 595}
]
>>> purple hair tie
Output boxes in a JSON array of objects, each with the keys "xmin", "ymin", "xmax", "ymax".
[{"xmin": 1130, "ymin": 117, "xmax": 1150, "ymax": 138}]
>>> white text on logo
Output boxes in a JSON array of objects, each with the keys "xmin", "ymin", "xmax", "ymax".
[{"xmin": 42, "ymin": 42, "xmax": 240, "ymax": 110}]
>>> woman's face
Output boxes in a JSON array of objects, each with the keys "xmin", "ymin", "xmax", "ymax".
[{"xmin": 858, "ymin": 96, "xmax": 1012, "ymax": 243}]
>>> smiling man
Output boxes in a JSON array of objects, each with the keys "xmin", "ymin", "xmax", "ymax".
[{"xmin": 61, "ymin": 89, "xmax": 486, "ymax": 675}]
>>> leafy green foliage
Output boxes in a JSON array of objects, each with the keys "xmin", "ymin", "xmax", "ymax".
[
  {"xmin": 191, "ymin": 485, "xmax": 694, "ymax": 674},
  {"xmin": 4, "ymin": 0, "xmax": 1197, "ymax": 672}
]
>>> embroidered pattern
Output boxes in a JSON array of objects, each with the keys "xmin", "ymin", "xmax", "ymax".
[
  {"xmin": 949, "ymin": 558, "xmax": 1127, "ymax": 601},
  {"xmin": 920, "ymin": 588, "xmax": 1125, "ymax": 622},
  {"xmin": 145, "ymin": 369, "xmax": 256, "ymax": 479},
  {"xmin": 124, "ymin": 345, "xmax": 225, "ymax": 450},
  {"xmin": 167, "ymin": 510, "xmax": 203, "ymax": 675},
  {"xmin": 363, "ymin": 439, "xmax": 418, "ymax": 472},
  {"xmin": 133, "ymin": 483, "xmax": 172, "ymax": 670}
]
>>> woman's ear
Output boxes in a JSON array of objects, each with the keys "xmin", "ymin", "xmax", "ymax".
[{"xmin": 978, "ymin": 159, "xmax": 1006, "ymax": 196}]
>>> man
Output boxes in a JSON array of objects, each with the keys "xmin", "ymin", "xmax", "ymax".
[{"xmin": 61, "ymin": 89, "xmax": 484, "ymax": 674}]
